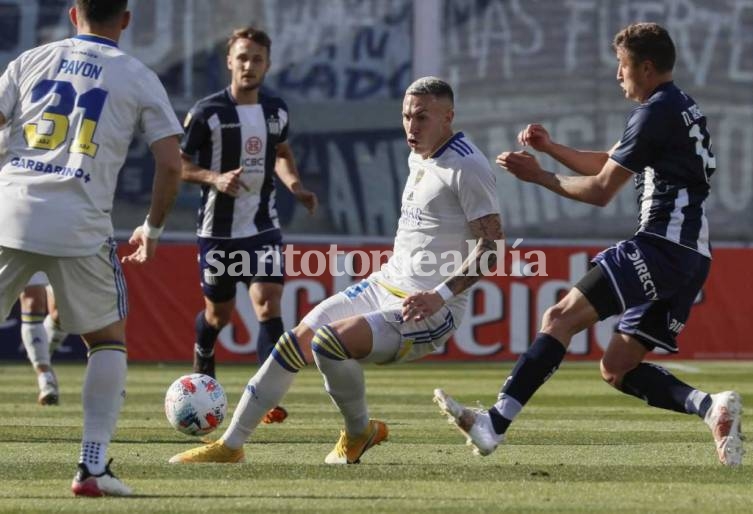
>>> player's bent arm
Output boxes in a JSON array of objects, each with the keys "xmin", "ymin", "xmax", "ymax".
[
  {"xmin": 545, "ymin": 141, "xmax": 610, "ymax": 176},
  {"xmin": 518, "ymin": 124, "xmax": 612, "ymax": 176},
  {"xmin": 401, "ymin": 213, "xmax": 504, "ymax": 321},
  {"xmin": 0, "ymin": 112, "xmax": 6, "ymax": 128},
  {"xmin": 443, "ymin": 213, "xmax": 505, "ymax": 296},
  {"xmin": 147, "ymin": 135, "xmax": 182, "ymax": 227},
  {"xmin": 537, "ymin": 158, "xmax": 632, "ymax": 207}
]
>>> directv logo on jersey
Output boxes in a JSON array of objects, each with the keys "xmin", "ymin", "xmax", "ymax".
[{"xmin": 626, "ymin": 249, "xmax": 658, "ymax": 300}]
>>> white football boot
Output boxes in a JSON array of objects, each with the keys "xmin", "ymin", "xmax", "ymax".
[
  {"xmin": 434, "ymin": 388, "xmax": 504, "ymax": 456},
  {"xmin": 37, "ymin": 370, "xmax": 59, "ymax": 405},
  {"xmin": 71, "ymin": 459, "xmax": 132, "ymax": 497},
  {"xmin": 704, "ymin": 391, "xmax": 744, "ymax": 467}
]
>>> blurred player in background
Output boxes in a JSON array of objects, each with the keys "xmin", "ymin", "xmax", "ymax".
[
  {"xmin": 180, "ymin": 26, "xmax": 317, "ymax": 424},
  {"xmin": 435, "ymin": 22, "xmax": 744, "ymax": 467},
  {"xmin": 0, "ymin": 120, "xmax": 67, "ymax": 405},
  {"xmin": 0, "ymin": 0, "xmax": 183, "ymax": 496},
  {"xmin": 169, "ymin": 76, "xmax": 504, "ymax": 465},
  {"xmin": 19, "ymin": 273, "xmax": 68, "ymax": 405}
]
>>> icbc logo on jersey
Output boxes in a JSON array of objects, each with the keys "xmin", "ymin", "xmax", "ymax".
[{"xmin": 245, "ymin": 137, "xmax": 262, "ymax": 155}]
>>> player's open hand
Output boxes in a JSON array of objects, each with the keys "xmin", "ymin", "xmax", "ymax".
[
  {"xmin": 518, "ymin": 124, "xmax": 552, "ymax": 152},
  {"xmin": 496, "ymin": 151, "xmax": 543, "ymax": 183},
  {"xmin": 294, "ymin": 189, "xmax": 318, "ymax": 215},
  {"xmin": 213, "ymin": 167, "xmax": 249, "ymax": 197},
  {"xmin": 121, "ymin": 225, "xmax": 158, "ymax": 264},
  {"xmin": 402, "ymin": 291, "xmax": 444, "ymax": 322}
]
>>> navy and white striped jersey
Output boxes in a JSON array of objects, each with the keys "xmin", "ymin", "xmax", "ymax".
[
  {"xmin": 181, "ymin": 88, "xmax": 289, "ymax": 239},
  {"xmin": 610, "ymin": 81, "xmax": 715, "ymax": 257}
]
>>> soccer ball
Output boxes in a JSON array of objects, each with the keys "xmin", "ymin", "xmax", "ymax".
[{"xmin": 164, "ymin": 373, "xmax": 227, "ymax": 436}]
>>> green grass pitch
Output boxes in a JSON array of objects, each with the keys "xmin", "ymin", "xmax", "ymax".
[{"xmin": 0, "ymin": 360, "xmax": 751, "ymax": 513}]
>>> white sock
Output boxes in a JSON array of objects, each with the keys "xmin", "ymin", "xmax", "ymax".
[
  {"xmin": 79, "ymin": 441, "xmax": 107, "ymax": 475},
  {"xmin": 314, "ymin": 353, "xmax": 369, "ymax": 436},
  {"xmin": 220, "ymin": 357, "xmax": 297, "ymax": 449},
  {"xmin": 43, "ymin": 314, "xmax": 68, "ymax": 354},
  {"xmin": 80, "ymin": 349, "xmax": 126, "ymax": 474},
  {"xmin": 37, "ymin": 370, "xmax": 56, "ymax": 390},
  {"xmin": 21, "ymin": 317, "xmax": 50, "ymax": 368}
]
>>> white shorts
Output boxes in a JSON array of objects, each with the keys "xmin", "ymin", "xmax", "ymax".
[
  {"xmin": 26, "ymin": 271, "xmax": 49, "ymax": 287},
  {"xmin": 301, "ymin": 279, "xmax": 456, "ymax": 364},
  {"xmin": 0, "ymin": 239, "xmax": 128, "ymax": 334}
]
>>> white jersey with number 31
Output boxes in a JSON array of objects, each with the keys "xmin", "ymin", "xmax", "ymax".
[{"xmin": 0, "ymin": 35, "xmax": 182, "ymax": 257}]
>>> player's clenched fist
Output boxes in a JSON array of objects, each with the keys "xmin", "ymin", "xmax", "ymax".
[
  {"xmin": 517, "ymin": 123, "xmax": 552, "ymax": 152},
  {"xmin": 213, "ymin": 167, "xmax": 249, "ymax": 197},
  {"xmin": 496, "ymin": 151, "xmax": 543, "ymax": 183}
]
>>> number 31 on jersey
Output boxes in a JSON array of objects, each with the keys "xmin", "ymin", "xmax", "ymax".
[{"xmin": 23, "ymin": 79, "xmax": 108, "ymax": 158}]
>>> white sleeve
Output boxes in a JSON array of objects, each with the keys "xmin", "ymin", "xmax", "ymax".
[
  {"xmin": 137, "ymin": 69, "xmax": 183, "ymax": 145},
  {"xmin": 0, "ymin": 57, "xmax": 20, "ymax": 123},
  {"xmin": 455, "ymin": 157, "xmax": 500, "ymax": 221}
]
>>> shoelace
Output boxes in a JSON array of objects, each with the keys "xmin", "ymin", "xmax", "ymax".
[{"xmin": 335, "ymin": 431, "xmax": 349, "ymax": 456}]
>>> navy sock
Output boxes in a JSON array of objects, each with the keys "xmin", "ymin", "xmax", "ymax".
[
  {"xmin": 489, "ymin": 333, "xmax": 567, "ymax": 434},
  {"xmin": 619, "ymin": 362, "xmax": 697, "ymax": 414},
  {"xmin": 257, "ymin": 317, "xmax": 284, "ymax": 364},
  {"xmin": 195, "ymin": 311, "xmax": 220, "ymax": 356}
]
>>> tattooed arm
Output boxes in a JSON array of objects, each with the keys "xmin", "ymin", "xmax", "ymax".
[{"xmin": 402, "ymin": 213, "xmax": 504, "ymax": 321}]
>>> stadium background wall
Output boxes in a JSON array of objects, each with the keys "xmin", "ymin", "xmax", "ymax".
[
  {"xmin": 1, "ymin": 0, "xmax": 751, "ymax": 240},
  {"xmin": 1, "ymin": 0, "xmax": 751, "ymax": 362},
  {"xmin": 0, "ymin": 241, "xmax": 750, "ymax": 362}
]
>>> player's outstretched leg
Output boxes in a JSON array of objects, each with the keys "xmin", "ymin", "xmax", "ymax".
[
  {"xmin": 606, "ymin": 355, "xmax": 745, "ymax": 466},
  {"xmin": 170, "ymin": 330, "xmax": 307, "ymax": 464},
  {"xmin": 433, "ymin": 389, "xmax": 503, "ymax": 456},
  {"xmin": 435, "ymin": 332, "xmax": 566, "ymax": 456},
  {"xmin": 704, "ymin": 391, "xmax": 745, "ymax": 467}
]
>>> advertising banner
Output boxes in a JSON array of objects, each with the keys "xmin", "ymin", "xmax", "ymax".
[{"xmin": 120, "ymin": 243, "xmax": 753, "ymax": 362}]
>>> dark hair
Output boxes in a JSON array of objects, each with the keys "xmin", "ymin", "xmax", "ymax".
[
  {"xmin": 226, "ymin": 27, "xmax": 272, "ymax": 55},
  {"xmin": 405, "ymin": 76, "xmax": 454, "ymax": 105},
  {"xmin": 613, "ymin": 22, "xmax": 675, "ymax": 73},
  {"xmin": 75, "ymin": 0, "xmax": 128, "ymax": 25}
]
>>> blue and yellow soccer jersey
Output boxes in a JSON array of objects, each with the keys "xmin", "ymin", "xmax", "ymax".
[
  {"xmin": 0, "ymin": 35, "xmax": 182, "ymax": 257},
  {"xmin": 610, "ymin": 82, "xmax": 715, "ymax": 257},
  {"xmin": 373, "ymin": 132, "xmax": 500, "ymax": 326},
  {"xmin": 181, "ymin": 89, "xmax": 289, "ymax": 239}
]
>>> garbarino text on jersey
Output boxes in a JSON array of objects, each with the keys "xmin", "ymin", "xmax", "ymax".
[{"xmin": 9, "ymin": 157, "xmax": 90, "ymax": 182}]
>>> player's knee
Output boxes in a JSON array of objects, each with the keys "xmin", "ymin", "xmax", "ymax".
[
  {"xmin": 253, "ymin": 299, "xmax": 279, "ymax": 319},
  {"xmin": 311, "ymin": 325, "xmax": 351, "ymax": 362},
  {"xmin": 541, "ymin": 305, "xmax": 568, "ymax": 333},
  {"xmin": 270, "ymin": 329, "xmax": 309, "ymax": 371},
  {"xmin": 599, "ymin": 358, "xmax": 623, "ymax": 388},
  {"xmin": 204, "ymin": 309, "xmax": 231, "ymax": 328}
]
